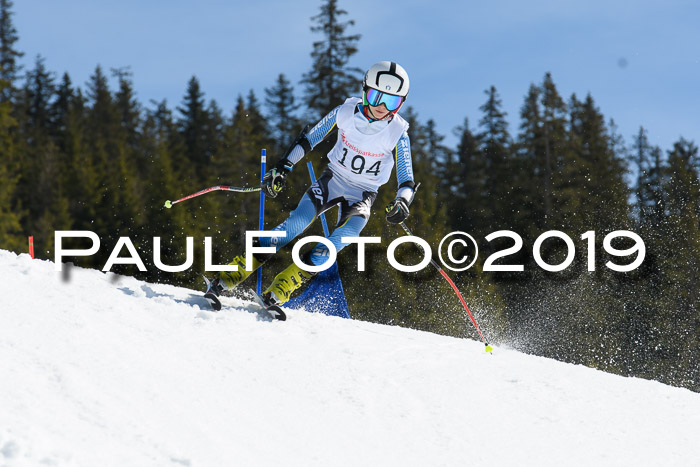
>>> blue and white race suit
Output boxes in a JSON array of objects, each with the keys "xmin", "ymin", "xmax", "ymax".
[{"xmin": 260, "ymin": 97, "xmax": 416, "ymax": 267}]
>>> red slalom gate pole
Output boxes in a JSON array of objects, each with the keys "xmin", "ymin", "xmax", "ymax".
[
  {"xmin": 28, "ymin": 236, "xmax": 34, "ymax": 259},
  {"xmin": 437, "ymin": 268, "xmax": 489, "ymax": 345},
  {"xmin": 399, "ymin": 222, "xmax": 493, "ymax": 353}
]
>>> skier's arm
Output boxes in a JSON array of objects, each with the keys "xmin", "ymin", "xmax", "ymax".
[
  {"xmin": 280, "ymin": 106, "xmax": 341, "ymax": 166},
  {"xmin": 263, "ymin": 106, "xmax": 340, "ymax": 198},
  {"xmin": 394, "ymin": 132, "xmax": 416, "ymax": 204},
  {"xmin": 385, "ymin": 131, "xmax": 416, "ymax": 225}
]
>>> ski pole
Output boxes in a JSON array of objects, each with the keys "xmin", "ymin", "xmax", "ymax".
[
  {"xmin": 399, "ymin": 221, "xmax": 493, "ymax": 353},
  {"xmin": 164, "ymin": 184, "xmax": 261, "ymax": 208}
]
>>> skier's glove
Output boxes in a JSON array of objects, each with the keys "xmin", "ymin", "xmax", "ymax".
[
  {"xmin": 262, "ymin": 160, "xmax": 294, "ymax": 198},
  {"xmin": 385, "ymin": 198, "xmax": 410, "ymax": 224}
]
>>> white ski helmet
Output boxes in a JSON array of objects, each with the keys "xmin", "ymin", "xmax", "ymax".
[
  {"xmin": 363, "ymin": 61, "xmax": 410, "ymax": 97},
  {"xmin": 362, "ymin": 61, "xmax": 409, "ymax": 119}
]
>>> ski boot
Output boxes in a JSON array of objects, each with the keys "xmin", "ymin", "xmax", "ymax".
[
  {"xmin": 203, "ymin": 254, "xmax": 263, "ymax": 311},
  {"xmin": 219, "ymin": 255, "xmax": 263, "ymax": 289},
  {"xmin": 245, "ymin": 262, "xmax": 316, "ymax": 321},
  {"xmin": 263, "ymin": 262, "xmax": 317, "ymax": 306}
]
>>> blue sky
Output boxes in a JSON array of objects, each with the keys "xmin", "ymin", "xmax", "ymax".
[{"xmin": 14, "ymin": 0, "xmax": 700, "ymax": 154}]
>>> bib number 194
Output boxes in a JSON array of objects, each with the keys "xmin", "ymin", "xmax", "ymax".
[{"xmin": 340, "ymin": 148, "xmax": 381, "ymax": 176}]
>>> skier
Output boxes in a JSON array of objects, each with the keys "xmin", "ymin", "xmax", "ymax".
[{"xmin": 205, "ymin": 61, "xmax": 417, "ymax": 310}]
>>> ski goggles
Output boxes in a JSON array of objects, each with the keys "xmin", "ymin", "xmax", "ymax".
[{"xmin": 364, "ymin": 88, "xmax": 404, "ymax": 111}]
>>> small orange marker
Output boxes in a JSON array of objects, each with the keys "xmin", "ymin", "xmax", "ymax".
[{"xmin": 29, "ymin": 236, "xmax": 34, "ymax": 259}]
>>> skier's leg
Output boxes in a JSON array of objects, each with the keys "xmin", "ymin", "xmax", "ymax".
[
  {"xmin": 264, "ymin": 215, "xmax": 369, "ymax": 305},
  {"xmin": 308, "ymin": 215, "xmax": 369, "ymax": 266},
  {"xmin": 304, "ymin": 183, "xmax": 377, "ymax": 268},
  {"xmin": 221, "ymin": 169, "xmax": 342, "ymax": 293},
  {"xmin": 256, "ymin": 192, "xmax": 319, "ymax": 251},
  {"xmin": 218, "ymin": 193, "xmax": 318, "ymax": 290},
  {"xmin": 263, "ymin": 174, "xmax": 376, "ymax": 305}
]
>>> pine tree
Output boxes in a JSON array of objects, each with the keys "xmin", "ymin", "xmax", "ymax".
[
  {"xmin": 300, "ymin": 0, "xmax": 362, "ymax": 118},
  {"xmin": 0, "ymin": 0, "xmax": 22, "ymax": 103},
  {"xmin": 112, "ymin": 67, "xmax": 141, "ymax": 147},
  {"xmin": 210, "ymin": 96, "xmax": 265, "ymax": 253},
  {"xmin": 540, "ymin": 72, "xmax": 568, "ymax": 227},
  {"xmin": 148, "ymin": 98, "xmax": 187, "ymax": 196},
  {"xmin": 631, "ymin": 127, "xmax": 662, "ymax": 226},
  {"xmin": 567, "ymin": 93, "xmax": 629, "ymax": 234},
  {"xmin": 82, "ymin": 64, "xmax": 134, "ymax": 265},
  {"xmin": 420, "ymin": 118, "xmax": 450, "ymax": 233},
  {"xmin": 439, "ymin": 117, "xmax": 485, "ymax": 234},
  {"xmin": 141, "ymin": 100, "xmax": 193, "ymax": 285},
  {"xmin": 49, "ymin": 72, "xmax": 77, "ymax": 220},
  {"xmin": 22, "ymin": 55, "xmax": 55, "ymax": 131},
  {"xmin": 112, "ymin": 67, "xmax": 147, "ymax": 231},
  {"xmin": 245, "ymin": 90, "xmax": 270, "ymax": 148},
  {"xmin": 177, "ymin": 76, "xmax": 211, "ymax": 186},
  {"xmin": 514, "ymin": 83, "xmax": 545, "ymax": 237},
  {"xmin": 557, "ymin": 93, "xmax": 588, "ymax": 233},
  {"xmin": 264, "ymin": 73, "xmax": 301, "ymax": 154},
  {"xmin": 86, "ymin": 65, "xmax": 116, "ymax": 138},
  {"xmin": 477, "ymin": 86, "xmax": 514, "ymax": 231},
  {"xmin": 57, "ymin": 85, "xmax": 99, "ymax": 234},
  {"xmin": 17, "ymin": 56, "xmax": 72, "ymax": 255},
  {"xmin": 0, "ymin": 71, "xmax": 22, "ymax": 251},
  {"xmin": 666, "ymin": 138, "xmax": 699, "ymax": 219},
  {"xmin": 51, "ymin": 73, "xmax": 73, "ymax": 138},
  {"xmin": 204, "ymin": 98, "xmax": 225, "ymax": 179},
  {"xmin": 646, "ymin": 146, "xmax": 666, "ymax": 225}
]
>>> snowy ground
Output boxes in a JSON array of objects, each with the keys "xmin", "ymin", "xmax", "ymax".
[{"xmin": 1, "ymin": 249, "xmax": 699, "ymax": 466}]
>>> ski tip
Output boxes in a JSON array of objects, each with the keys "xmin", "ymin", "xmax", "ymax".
[
  {"xmin": 164, "ymin": 200, "xmax": 172, "ymax": 209},
  {"xmin": 485, "ymin": 344, "xmax": 494, "ymax": 353},
  {"xmin": 204, "ymin": 293, "xmax": 222, "ymax": 311},
  {"xmin": 268, "ymin": 305, "xmax": 287, "ymax": 321},
  {"xmin": 249, "ymin": 289, "xmax": 287, "ymax": 321}
]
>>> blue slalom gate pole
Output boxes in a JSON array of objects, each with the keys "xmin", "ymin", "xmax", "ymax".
[{"xmin": 257, "ymin": 149, "xmax": 266, "ymax": 295}]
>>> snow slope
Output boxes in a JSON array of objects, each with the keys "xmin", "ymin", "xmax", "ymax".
[{"xmin": 1, "ymin": 249, "xmax": 699, "ymax": 467}]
